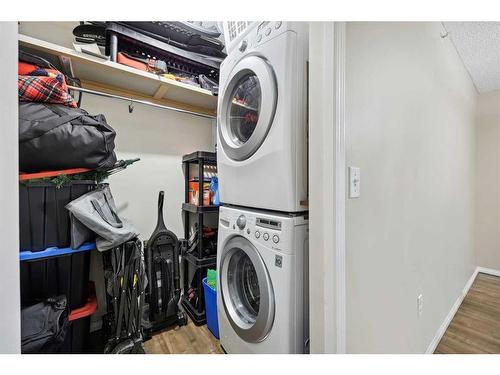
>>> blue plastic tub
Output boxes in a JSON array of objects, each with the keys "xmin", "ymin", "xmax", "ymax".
[{"xmin": 202, "ymin": 277, "xmax": 219, "ymax": 339}]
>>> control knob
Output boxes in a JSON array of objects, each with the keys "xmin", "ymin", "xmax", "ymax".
[{"xmin": 236, "ymin": 215, "xmax": 246, "ymax": 230}]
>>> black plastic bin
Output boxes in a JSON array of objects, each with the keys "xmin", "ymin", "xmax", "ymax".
[
  {"xmin": 61, "ymin": 316, "xmax": 91, "ymax": 353},
  {"xmin": 20, "ymin": 245, "xmax": 94, "ymax": 311},
  {"xmin": 60, "ymin": 282, "xmax": 98, "ymax": 353},
  {"xmin": 19, "ymin": 179, "xmax": 96, "ymax": 252}
]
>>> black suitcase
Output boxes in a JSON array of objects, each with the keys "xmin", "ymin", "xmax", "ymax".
[{"xmin": 145, "ymin": 191, "xmax": 187, "ymax": 331}]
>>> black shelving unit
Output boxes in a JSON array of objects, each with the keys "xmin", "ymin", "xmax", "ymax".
[
  {"xmin": 181, "ymin": 151, "xmax": 219, "ymax": 325},
  {"xmin": 182, "ymin": 203, "xmax": 219, "ymax": 214},
  {"xmin": 180, "ymin": 256, "xmax": 216, "ymax": 326}
]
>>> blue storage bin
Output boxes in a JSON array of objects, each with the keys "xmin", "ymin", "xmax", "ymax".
[
  {"xmin": 202, "ymin": 277, "xmax": 219, "ymax": 339},
  {"xmin": 20, "ymin": 243, "xmax": 96, "ymax": 310}
]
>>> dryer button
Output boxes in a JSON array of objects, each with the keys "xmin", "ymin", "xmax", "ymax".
[
  {"xmin": 272, "ymin": 235, "xmax": 280, "ymax": 244},
  {"xmin": 275, "ymin": 21, "xmax": 282, "ymax": 29},
  {"xmin": 255, "ymin": 230, "xmax": 261, "ymax": 239},
  {"xmin": 265, "ymin": 27, "xmax": 271, "ymax": 36},
  {"xmin": 247, "ymin": 228, "xmax": 251, "ymax": 235},
  {"xmin": 257, "ymin": 34, "xmax": 262, "ymax": 42},
  {"xmin": 275, "ymin": 255, "xmax": 282, "ymax": 268},
  {"xmin": 263, "ymin": 233, "xmax": 269, "ymax": 241},
  {"xmin": 239, "ymin": 39, "xmax": 248, "ymax": 52}
]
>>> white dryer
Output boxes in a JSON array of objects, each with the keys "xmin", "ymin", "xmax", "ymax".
[
  {"xmin": 217, "ymin": 22, "xmax": 309, "ymax": 212},
  {"xmin": 216, "ymin": 205, "xmax": 309, "ymax": 353}
]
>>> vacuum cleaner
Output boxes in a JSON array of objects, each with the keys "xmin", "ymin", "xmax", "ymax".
[{"xmin": 145, "ymin": 191, "xmax": 187, "ymax": 332}]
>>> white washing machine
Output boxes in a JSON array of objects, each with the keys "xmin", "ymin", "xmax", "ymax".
[
  {"xmin": 216, "ymin": 205, "xmax": 309, "ymax": 353},
  {"xmin": 217, "ymin": 22, "xmax": 309, "ymax": 212}
]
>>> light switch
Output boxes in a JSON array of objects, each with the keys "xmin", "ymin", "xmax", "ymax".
[{"xmin": 349, "ymin": 167, "xmax": 360, "ymax": 198}]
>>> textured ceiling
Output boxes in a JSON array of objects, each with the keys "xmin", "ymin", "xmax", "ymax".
[{"xmin": 444, "ymin": 22, "xmax": 500, "ymax": 93}]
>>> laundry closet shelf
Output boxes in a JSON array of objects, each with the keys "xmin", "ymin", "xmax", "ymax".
[
  {"xmin": 182, "ymin": 203, "xmax": 219, "ymax": 213},
  {"xmin": 19, "ymin": 34, "xmax": 218, "ymax": 118},
  {"xmin": 184, "ymin": 252, "xmax": 217, "ymax": 268},
  {"xmin": 182, "ymin": 151, "xmax": 217, "ymax": 164},
  {"xmin": 181, "ymin": 295, "xmax": 207, "ymax": 326}
]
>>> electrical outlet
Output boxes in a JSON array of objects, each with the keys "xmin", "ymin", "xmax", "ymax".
[{"xmin": 417, "ymin": 294, "xmax": 423, "ymax": 316}]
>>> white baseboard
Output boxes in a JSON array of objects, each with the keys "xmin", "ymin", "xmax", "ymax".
[
  {"xmin": 476, "ymin": 266, "xmax": 500, "ymax": 278},
  {"xmin": 425, "ymin": 267, "xmax": 478, "ymax": 354},
  {"xmin": 426, "ymin": 265, "xmax": 500, "ymax": 353}
]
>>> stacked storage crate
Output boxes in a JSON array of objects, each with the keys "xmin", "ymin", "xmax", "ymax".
[
  {"xmin": 181, "ymin": 151, "xmax": 219, "ymax": 325},
  {"xmin": 19, "ymin": 170, "xmax": 98, "ymax": 353}
]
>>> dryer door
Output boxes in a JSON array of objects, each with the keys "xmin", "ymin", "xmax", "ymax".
[
  {"xmin": 218, "ymin": 55, "xmax": 277, "ymax": 161},
  {"xmin": 220, "ymin": 236, "xmax": 275, "ymax": 342}
]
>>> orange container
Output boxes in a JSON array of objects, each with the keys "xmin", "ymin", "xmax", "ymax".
[{"xmin": 188, "ymin": 180, "xmax": 211, "ymax": 206}]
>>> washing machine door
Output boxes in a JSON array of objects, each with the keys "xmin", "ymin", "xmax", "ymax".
[
  {"xmin": 220, "ymin": 236, "xmax": 275, "ymax": 342},
  {"xmin": 218, "ymin": 55, "xmax": 277, "ymax": 161}
]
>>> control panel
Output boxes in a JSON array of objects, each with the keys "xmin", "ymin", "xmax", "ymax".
[
  {"xmin": 233, "ymin": 21, "xmax": 288, "ymax": 54},
  {"xmin": 219, "ymin": 210, "xmax": 285, "ymax": 251},
  {"xmin": 220, "ymin": 21, "xmax": 291, "ymax": 84},
  {"xmin": 254, "ymin": 21, "xmax": 285, "ymax": 46},
  {"xmin": 219, "ymin": 207, "xmax": 308, "ymax": 256}
]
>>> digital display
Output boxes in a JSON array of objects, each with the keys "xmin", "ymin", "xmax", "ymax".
[{"xmin": 256, "ymin": 217, "xmax": 282, "ymax": 230}]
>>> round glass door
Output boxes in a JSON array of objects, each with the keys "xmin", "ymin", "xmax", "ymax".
[
  {"xmin": 227, "ymin": 249, "xmax": 260, "ymax": 324},
  {"xmin": 228, "ymin": 74, "xmax": 261, "ymax": 145},
  {"xmin": 219, "ymin": 56, "xmax": 277, "ymax": 161},
  {"xmin": 220, "ymin": 236, "xmax": 275, "ymax": 342}
]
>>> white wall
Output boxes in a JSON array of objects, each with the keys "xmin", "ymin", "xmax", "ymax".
[
  {"xmin": 345, "ymin": 22, "xmax": 477, "ymax": 353},
  {"xmin": 79, "ymin": 74, "xmax": 214, "ymax": 328},
  {"xmin": 475, "ymin": 89, "xmax": 500, "ymax": 270},
  {"xmin": 0, "ymin": 22, "xmax": 21, "ymax": 353},
  {"xmin": 20, "ymin": 21, "xmax": 81, "ymax": 49},
  {"xmin": 80, "ymin": 94, "xmax": 214, "ymax": 238}
]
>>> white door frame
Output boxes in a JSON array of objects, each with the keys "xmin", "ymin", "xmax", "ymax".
[
  {"xmin": 308, "ymin": 21, "xmax": 346, "ymax": 354},
  {"xmin": 0, "ymin": 22, "xmax": 21, "ymax": 353}
]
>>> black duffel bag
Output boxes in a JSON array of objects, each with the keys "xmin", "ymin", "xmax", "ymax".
[
  {"xmin": 21, "ymin": 296, "xmax": 70, "ymax": 353},
  {"xmin": 19, "ymin": 102, "xmax": 117, "ymax": 172}
]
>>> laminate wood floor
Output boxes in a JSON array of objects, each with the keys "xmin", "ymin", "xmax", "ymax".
[
  {"xmin": 435, "ymin": 273, "xmax": 500, "ymax": 354},
  {"xmin": 144, "ymin": 319, "xmax": 223, "ymax": 354}
]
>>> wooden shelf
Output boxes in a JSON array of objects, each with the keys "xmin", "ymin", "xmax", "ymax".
[{"xmin": 19, "ymin": 34, "xmax": 218, "ymax": 118}]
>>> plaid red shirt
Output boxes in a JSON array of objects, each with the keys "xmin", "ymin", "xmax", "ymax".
[{"xmin": 18, "ymin": 64, "xmax": 77, "ymax": 108}]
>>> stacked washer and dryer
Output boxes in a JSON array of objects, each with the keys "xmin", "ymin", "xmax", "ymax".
[{"xmin": 216, "ymin": 22, "xmax": 309, "ymax": 354}]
